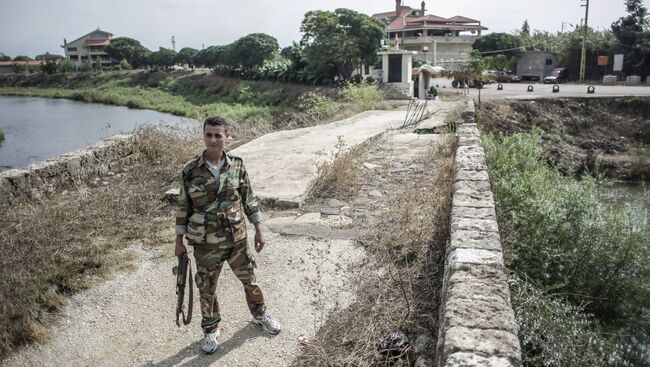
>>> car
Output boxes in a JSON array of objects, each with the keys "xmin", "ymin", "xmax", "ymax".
[
  {"xmin": 543, "ymin": 67, "xmax": 568, "ymax": 84},
  {"xmin": 495, "ymin": 71, "xmax": 521, "ymax": 83}
]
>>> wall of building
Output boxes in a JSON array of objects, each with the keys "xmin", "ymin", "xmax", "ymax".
[{"xmin": 435, "ymin": 99, "xmax": 522, "ymax": 366}]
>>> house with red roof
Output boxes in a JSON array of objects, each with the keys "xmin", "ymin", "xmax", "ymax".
[
  {"xmin": 372, "ymin": 1, "xmax": 487, "ymax": 69},
  {"xmin": 61, "ymin": 29, "xmax": 113, "ymax": 68}
]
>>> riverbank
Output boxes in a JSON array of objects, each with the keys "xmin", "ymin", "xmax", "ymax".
[
  {"xmin": 479, "ymin": 103, "xmax": 650, "ymax": 364},
  {"xmin": 479, "ymin": 97, "xmax": 650, "ymax": 181},
  {"xmin": 0, "ymin": 71, "xmax": 392, "ymax": 144}
]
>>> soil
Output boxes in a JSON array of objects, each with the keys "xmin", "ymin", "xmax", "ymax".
[{"xmin": 478, "ymin": 97, "xmax": 650, "ymax": 181}]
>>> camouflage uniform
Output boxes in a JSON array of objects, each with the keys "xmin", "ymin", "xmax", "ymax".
[{"xmin": 176, "ymin": 150, "xmax": 266, "ymax": 332}]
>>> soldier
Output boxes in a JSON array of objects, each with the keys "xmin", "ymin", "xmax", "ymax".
[{"xmin": 175, "ymin": 116, "xmax": 281, "ymax": 354}]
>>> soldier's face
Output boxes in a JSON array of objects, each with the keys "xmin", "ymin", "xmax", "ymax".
[{"xmin": 204, "ymin": 125, "xmax": 228, "ymax": 154}]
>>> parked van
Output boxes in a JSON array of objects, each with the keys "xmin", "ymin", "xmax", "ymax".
[{"xmin": 543, "ymin": 68, "xmax": 568, "ymax": 84}]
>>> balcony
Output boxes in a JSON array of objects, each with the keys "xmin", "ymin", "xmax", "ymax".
[{"xmin": 400, "ymin": 35, "xmax": 477, "ymax": 45}]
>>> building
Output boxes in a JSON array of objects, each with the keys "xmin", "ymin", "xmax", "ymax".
[
  {"xmin": 371, "ymin": 0, "xmax": 487, "ymax": 70},
  {"xmin": 0, "ymin": 60, "xmax": 45, "ymax": 73},
  {"xmin": 61, "ymin": 29, "xmax": 113, "ymax": 67},
  {"xmin": 516, "ymin": 51, "xmax": 557, "ymax": 81}
]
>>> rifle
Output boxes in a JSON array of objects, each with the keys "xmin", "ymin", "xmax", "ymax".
[{"xmin": 172, "ymin": 252, "xmax": 193, "ymax": 326}]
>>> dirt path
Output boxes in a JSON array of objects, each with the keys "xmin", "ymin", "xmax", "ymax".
[{"xmin": 3, "ymin": 104, "xmax": 459, "ymax": 367}]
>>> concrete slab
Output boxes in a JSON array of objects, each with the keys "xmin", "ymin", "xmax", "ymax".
[{"xmin": 232, "ymin": 110, "xmax": 409, "ymax": 207}]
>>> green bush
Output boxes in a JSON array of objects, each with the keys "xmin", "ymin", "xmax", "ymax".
[
  {"xmin": 483, "ymin": 129, "xmax": 650, "ymax": 364},
  {"xmin": 338, "ymin": 82, "xmax": 385, "ymax": 110},
  {"xmin": 511, "ymin": 274, "xmax": 630, "ymax": 367},
  {"xmin": 0, "ymin": 128, "xmax": 4, "ymax": 144},
  {"xmin": 297, "ymin": 91, "xmax": 340, "ymax": 120}
]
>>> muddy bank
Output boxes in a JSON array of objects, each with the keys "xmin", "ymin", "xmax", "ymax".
[{"xmin": 479, "ymin": 97, "xmax": 650, "ymax": 181}]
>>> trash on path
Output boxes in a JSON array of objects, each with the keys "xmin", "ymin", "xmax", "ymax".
[
  {"xmin": 377, "ymin": 331, "xmax": 410, "ymax": 357},
  {"xmin": 297, "ymin": 333, "xmax": 309, "ymax": 345}
]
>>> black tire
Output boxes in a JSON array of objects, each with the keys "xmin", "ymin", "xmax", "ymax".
[{"xmin": 452, "ymin": 80, "xmax": 459, "ymax": 88}]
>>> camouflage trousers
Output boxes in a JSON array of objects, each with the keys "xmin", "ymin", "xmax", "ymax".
[{"xmin": 192, "ymin": 238, "xmax": 266, "ymax": 332}]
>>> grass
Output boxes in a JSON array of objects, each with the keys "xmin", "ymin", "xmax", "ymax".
[
  {"xmin": 0, "ymin": 125, "xmax": 200, "ymax": 357},
  {"xmin": 482, "ymin": 129, "xmax": 650, "ymax": 365},
  {"xmin": 293, "ymin": 135, "xmax": 457, "ymax": 366}
]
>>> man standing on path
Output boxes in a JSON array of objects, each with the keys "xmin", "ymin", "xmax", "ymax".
[{"xmin": 174, "ymin": 116, "xmax": 281, "ymax": 354}]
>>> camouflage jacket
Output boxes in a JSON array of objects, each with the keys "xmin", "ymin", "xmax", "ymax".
[{"xmin": 176, "ymin": 151, "xmax": 262, "ymax": 246}]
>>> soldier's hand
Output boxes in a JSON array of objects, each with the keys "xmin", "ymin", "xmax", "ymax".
[
  {"xmin": 254, "ymin": 227, "xmax": 266, "ymax": 253},
  {"xmin": 175, "ymin": 235, "xmax": 187, "ymax": 257}
]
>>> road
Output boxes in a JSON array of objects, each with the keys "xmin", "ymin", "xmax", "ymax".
[{"xmin": 431, "ymin": 77, "xmax": 650, "ymax": 100}]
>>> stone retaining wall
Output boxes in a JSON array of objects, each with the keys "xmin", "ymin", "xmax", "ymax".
[
  {"xmin": 0, "ymin": 135, "xmax": 140, "ymax": 206},
  {"xmin": 435, "ymin": 100, "xmax": 522, "ymax": 366}
]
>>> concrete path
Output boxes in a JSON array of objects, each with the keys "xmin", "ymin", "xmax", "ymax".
[{"xmin": 232, "ymin": 109, "xmax": 412, "ymax": 207}]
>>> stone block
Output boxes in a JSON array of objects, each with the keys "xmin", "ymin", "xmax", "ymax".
[
  {"xmin": 454, "ymin": 169, "xmax": 489, "ymax": 182},
  {"xmin": 449, "ymin": 228, "xmax": 501, "ymax": 252},
  {"xmin": 602, "ymin": 75, "xmax": 617, "ymax": 85},
  {"xmin": 442, "ymin": 295, "xmax": 517, "ymax": 333},
  {"xmin": 446, "ymin": 265, "xmax": 511, "ymax": 303},
  {"xmin": 455, "ymin": 159, "xmax": 487, "ymax": 172},
  {"xmin": 456, "ymin": 145, "xmax": 484, "ymax": 156},
  {"xmin": 626, "ymin": 75, "xmax": 641, "ymax": 86},
  {"xmin": 451, "ymin": 217, "xmax": 499, "ymax": 234},
  {"xmin": 451, "ymin": 206, "xmax": 496, "ymax": 221},
  {"xmin": 454, "ymin": 180, "xmax": 491, "ymax": 195},
  {"xmin": 452, "ymin": 191, "xmax": 495, "ymax": 209},
  {"xmin": 457, "ymin": 136, "xmax": 481, "ymax": 146},
  {"xmin": 446, "ymin": 248, "xmax": 504, "ymax": 271},
  {"xmin": 444, "ymin": 352, "xmax": 519, "ymax": 367},
  {"xmin": 442, "ymin": 326, "xmax": 520, "ymax": 362}
]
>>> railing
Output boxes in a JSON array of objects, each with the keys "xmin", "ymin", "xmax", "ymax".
[{"xmin": 400, "ymin": 35, "xmax": 477, "ymax": 44}]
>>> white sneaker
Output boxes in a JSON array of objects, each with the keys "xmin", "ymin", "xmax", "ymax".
[
  {"xmin": 201, "ymin": 328, "xmax": 221, "ymax": 354},
  {"xmin": 252, "ymin": 313, "xmax": 281, "ymax": 335}
]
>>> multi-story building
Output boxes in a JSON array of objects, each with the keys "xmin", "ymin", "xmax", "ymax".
[
  {"xmin": 372, "ymin": 1, "xmax": 487, "ymax": 70},
  {"xmin": 61, "ymin": 29, "xmax": 113, "ymax": 67}
]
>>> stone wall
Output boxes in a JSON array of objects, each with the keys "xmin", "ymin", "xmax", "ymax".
[
  {"xmin": 435, "ymin": 100, "xmax": 522, "ymax": 366},
  {"xmin": 0, "ymin": 135, "xmax": 140, "ymax": 206}
]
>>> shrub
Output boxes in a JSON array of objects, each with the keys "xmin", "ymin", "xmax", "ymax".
[
  {"xmin": 482, "ymin": 129, "xmax": 650, "ymax": 363},
  {"xmin": 339, "ymin": 82, "xmax": 385, "ymax": 110},
  {"xmin": 297, "ymin": 91, "xmax": 340, "ymax": 120}
]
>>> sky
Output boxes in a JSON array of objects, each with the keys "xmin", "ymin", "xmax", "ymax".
[{"xmin": 1, "ymin": 0, "xmax": 647, "ymax": 58}]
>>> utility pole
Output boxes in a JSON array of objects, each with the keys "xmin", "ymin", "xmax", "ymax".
[
  {"xmin": 561, "ymin": 22, "xmax": 568, "ymax": 33},
  {"xmin": 171, "ymin": 35, "xmax": 176, "ymax": 52},
  {"xmin": 579, "ymin": 0, "xmax": 590, "ymax": 82}
]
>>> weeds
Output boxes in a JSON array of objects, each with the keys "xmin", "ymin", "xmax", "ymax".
[
  {"xmin": 339, "ymin": 82, "xmax": 388, "ymax": 111},
  {"xmin": 294, "ymin": 135, "xmax": 456, "ymax": 367},
  {"xmin": 482, "ymin": 129, "xmax": 650, "ymax": 365},
  {"xmin": 0, "ymin": 126, "xmax": 197, "ymax": 356}
]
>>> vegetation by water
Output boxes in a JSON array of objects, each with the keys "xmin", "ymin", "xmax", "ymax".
[
  {"xmin": 0, "ymin": 71, "xmax": 389, "ymax": 144},
  {"xmin": 483, "ymin": 129, "xmax": 650, "ymax": 365}
]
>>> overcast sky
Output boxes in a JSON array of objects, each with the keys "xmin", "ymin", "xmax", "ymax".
[{"xmin": 1, "ymin": 0, "xmax": 647, "ymax": 57}]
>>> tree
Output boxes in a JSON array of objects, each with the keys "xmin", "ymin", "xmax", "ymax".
[
  {"xmin": 175, "ymin": 47, "xmax": 198, "ymax": 69},
  {"xmin": 229, "ymin": 33, "xmax": 279, "ymax": 70},
  {"xmin": 194, "ymin": 45, "xmax": 231, "ymax": 68},
  {"xmin": 40, "ymin": 59, "xmax": 58, "ymax": 74},
  {"xmin": 104, "ymin": 37, "xmax": 151, "ymax": 68},
  {"xmin": 58, "ymin": 59, "xmax": 75, "ymax": 73},
  {"xmin": 300, "ymin": 8, "xmax": 385, "ymax": 81},
  {"xmin": 0, "ymin": 53, "xmax": 10, "ymax": 61},
  {"xmin": 520, "ymin": 20, "xmax": 531, "ymax": 37},
  {"xmin": 13, "ymin": 55, "xmax": 31, "ymax": 61},
  {"xmin": 148, "ymin": 47, "xmax": 176, "ymax": 70},
  {"xmin": 611, "ymin": 0, "xmax": 650, "ymax": 76},
  {"xmin": 472, "ymin": 33, "xmax": 523, "ymax": 58}
]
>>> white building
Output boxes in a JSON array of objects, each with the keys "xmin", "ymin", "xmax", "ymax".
[
  {"xmin": 61, "ymin": 29, "xmax": 113, "ymax": 67},
  {"xmin": 372, "ymin": 1, "xmax": 487, "ymax": 70}
]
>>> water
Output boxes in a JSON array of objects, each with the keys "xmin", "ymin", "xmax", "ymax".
[
  {"xmin": 599, "ymin": 181, "xmax": 649, "ymax": 232},
  {"xmin": 0, "ymin": 96, "xmax": 198, "ymax": 169}
]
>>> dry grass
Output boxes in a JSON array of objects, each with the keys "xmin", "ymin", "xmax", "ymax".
[
  {"xmin": 308, "ymin": 135, "xmax": 383, "ymax": 200},
  {"xmin": 0, "ymin": 125, "xmax": 199, "ymax": 357},
  {"xmin": 293, "ymin": 135, "xmax": 457, "ymax": 367}
]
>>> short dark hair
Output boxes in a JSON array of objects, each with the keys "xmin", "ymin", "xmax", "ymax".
[{"xmin": 203, "ymin": 116, "xmax": 229, "ymax": 133}]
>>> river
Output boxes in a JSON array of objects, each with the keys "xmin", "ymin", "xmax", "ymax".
[{"xmin": 0, "ymin": 96, "xmax": 197, "ymax": 170}]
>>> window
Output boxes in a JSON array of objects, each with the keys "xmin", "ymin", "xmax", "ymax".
[
  {"xmin": 69, "ymin": 55, "xmax": 78, "ymax": 60},
  {"xmin": 67, "ymin": 47, "xmax": 77, "ymax": 52},
  {"xmin": 546, "ymin": 59, "xmax": 553, "ymax": 65}
]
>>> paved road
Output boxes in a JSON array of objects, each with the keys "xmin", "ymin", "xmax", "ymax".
[{"xmin": 431, "ymin": 77, "xmax": 650, "ymax": 100}]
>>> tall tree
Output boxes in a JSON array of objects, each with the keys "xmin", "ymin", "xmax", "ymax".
[
  {"xmin": 472, "ymin": 33, "xmax": 523, "ymax": 58},
  {"xmin": 13, "ymin": 55, "xmax": 31, "ymax": 61},
  {"xmin": 300, "ymin": 8, "xmax": 385, "ymax": 81},
  {"xmin": 229, "ymin": 33, "xmax": 279, "ymax": 70},
  {"xmin": 104, "ymin": 37, "xmax": 151, "ymax": 68},
  {"xmin": 611, "ymin": 0, "xmax": 650, "ymax": 75},
  {"xmin": 175, "ymin": 47, "xmax": 198, "ymax": 69},
  {"xmin": 148, "ymin": 47, "xmax": 176, "ymax": 70}
]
